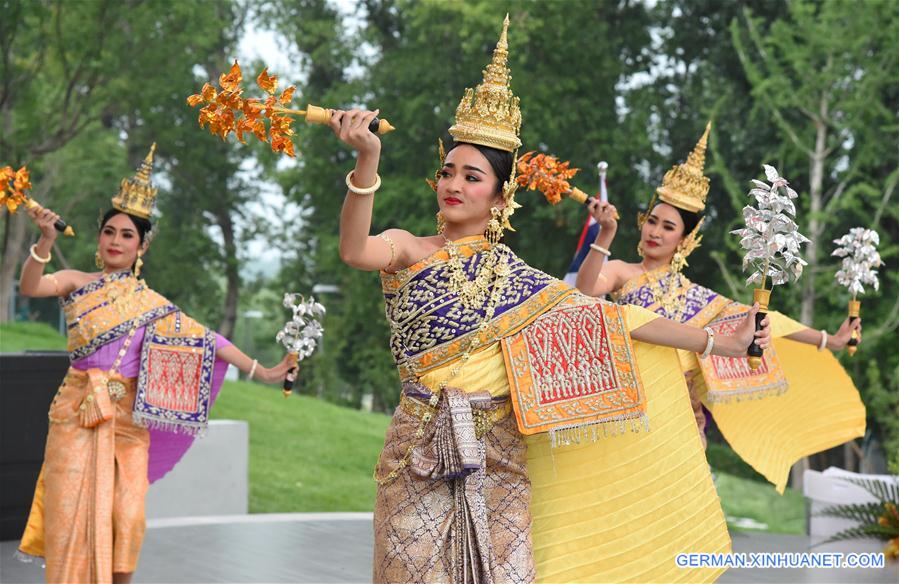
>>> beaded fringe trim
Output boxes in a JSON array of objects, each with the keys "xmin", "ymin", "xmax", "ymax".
[
  {"xmin": 132, "ymin": 413, "xmax": 208, "ymax": 437},
  {"xmin": 705, "ymin": 384, "xmax": 788, "ymax": 405},
  {"xmin": 548, "ymin": 412, "xmax": 650, "ymax": 448}
]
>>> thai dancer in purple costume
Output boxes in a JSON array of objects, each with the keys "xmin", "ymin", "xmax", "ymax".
[
  {"xmin": 326, "ymin": 16, "xmax": 775, "ymax": 583},
  {"xmin": 15, "ymin": 144, "xmax": 294, "ymax": 584}
]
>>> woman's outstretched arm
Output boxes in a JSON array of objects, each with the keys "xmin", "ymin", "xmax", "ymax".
[
  {"xmin": 217, "ymin": 344, "xmax": 295, "ymax": 385},
  {"xmin": 784, "ymin": 318, "xmax": 861, "ymax": 351},
  {"xmin": 631, "ymin": 303, "xmax": 771, "ymax": 358}
]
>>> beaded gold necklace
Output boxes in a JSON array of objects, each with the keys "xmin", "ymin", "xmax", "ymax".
[
  {"xmin": 641, "ymin": 262, "xmax": 690, "ymax": 321},
  {"xmin": 444, "ymin": 236, "xmax": 509, "ymax": 309}
]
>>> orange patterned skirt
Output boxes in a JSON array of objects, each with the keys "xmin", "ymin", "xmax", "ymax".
[{"xmin": 18, "ymin": 368, "xmax": 150, "ymax": 583}]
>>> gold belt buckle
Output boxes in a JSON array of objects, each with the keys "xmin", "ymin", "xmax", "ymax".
[{"xmin": 107, "ymin": 380, "xmax": 127, "ymax": 402}]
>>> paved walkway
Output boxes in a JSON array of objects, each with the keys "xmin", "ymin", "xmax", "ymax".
[{"xmin": 2, "ymin": 513, "xmax": 896, "ymax": 583}]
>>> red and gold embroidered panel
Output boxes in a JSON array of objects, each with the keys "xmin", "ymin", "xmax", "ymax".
[
  {"xmin": 699, "ymin": 303, "xmax": 788, "ymax": 402},
  {"xmin": 503, "ymin": 302, "xmax": 647, "ymax": 436}
]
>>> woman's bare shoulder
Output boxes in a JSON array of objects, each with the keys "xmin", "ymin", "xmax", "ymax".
[{"xmin": 382, "ymin": 230, "xmax": 443, "ymax": 270}]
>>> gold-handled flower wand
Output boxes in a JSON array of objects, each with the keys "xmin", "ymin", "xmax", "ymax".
[
  {"xmin": 732, "ymin": 165, "xmax": 808, "ymax": 370},
  {"xmin": 188, "ymin": 61, "xmax": 394, "ymax": 158},
  {"xmin": 832, "ymin": 228, "xmax": 882, "ymax": 356},
  {"xmin": 1, "ymin": 165, "xmax": 75, "ymax": 236},
  {"xmin": 515, "ymin": 151, "xmax": 619, "ymax": 218},
  {"xmin": 276, "ymin": 293, "xmax": 326, "ymax": 397}
]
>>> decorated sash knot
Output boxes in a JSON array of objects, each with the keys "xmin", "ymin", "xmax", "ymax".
[
  {"xmin": 409, "ymin": 385, "xmax": 495, "ymax": 481},
  {"xmin": 78, "ymin": 369, "xmax": 118, "ymax": 428}
]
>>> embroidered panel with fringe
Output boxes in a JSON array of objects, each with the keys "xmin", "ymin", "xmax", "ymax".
[
  {"xmin": 699, "ymin": 302, "xmax": 788, "ymax": 403},
  {"xmin": 133, "ymin": 311, "xmax": 216, "ymax": 436},
  {"xmin": 503, "ymin": 302, "xmax": 648, "ymax": 438}
]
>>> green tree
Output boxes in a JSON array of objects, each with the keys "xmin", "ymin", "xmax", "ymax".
[
  {"xmin": 1, "ymin": 0, "xmax": 253, "ymax": 335},
  {"xmin": 730, "ymin": 0, "xmax": 899, "ymax": 477},
  {"xmin": 1, "ymin": 0, "xmax": 127, "ymax": 320},
  {"xmin": 259, "ymin": 0, "xmax": 364, "ymax": 404}
]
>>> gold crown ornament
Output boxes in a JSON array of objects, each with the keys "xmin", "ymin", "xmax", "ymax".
[
  {"xmin": 111, "ymin": 143, "xmax": 158, "ymax": 219},
  {"xmin": 638, "ymin": 121, "xmax": 711, "ymax": 227},
  {"xmin": 448, "ymin": 14, "xmax": 521, "ymax": 153},
  {"xmin": 444, "ymin": 15, "xmax": 523, "ymax": 236},
  {"xmin": 656, "ymin": 121, "xmax": 711, "ymax": 213}
]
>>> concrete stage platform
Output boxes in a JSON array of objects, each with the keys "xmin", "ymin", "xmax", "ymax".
[{"xmin": 3, "ymin": 513, "xmax": 896, "ymax": 583}]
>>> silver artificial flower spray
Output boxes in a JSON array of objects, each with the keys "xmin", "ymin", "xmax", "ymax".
[
  {"xmin": 276, "ymin": 293, "xmax": 326, "ymax": 396},
  {"xmin": 731, "ymin": 165, "xmax": 809, "ymax": 370},
  {"xmin": 732, "ymin": 165, "xmax": 809, "ymax": 288},
  {"xmin": 833, "ymin": 228, "xmax": 882, "ymax": 298},
  {"xmin": 832, "ymin": 227, "xmax": 882, "ymax": 356}
]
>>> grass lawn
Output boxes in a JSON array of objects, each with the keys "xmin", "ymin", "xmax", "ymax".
[
  {"xmin": 210, "ymin": 379, "xmax": 391, "ymax": 513},
  {"xmin": 2, "ymin": 320, "xmax": 806, "ymax": 532},
  {"xmin": 716, "ymin": 472, "xmax": 805, "ymax": 534},
  {"xmin": 0, "ymin": 321, "xmax": 67, "ymax": 352}
]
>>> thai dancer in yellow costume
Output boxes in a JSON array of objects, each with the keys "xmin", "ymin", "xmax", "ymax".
[
  {"xmin": 574, "ymin": 123, "xmax": 866, "ymax": 492},
  {"xmin": 328, "ymin": 17, "xmax": 772, "ymax": 583},
  {"xmin": 16, "ymin": 145, "xmax": 295, "ymax": 584}
]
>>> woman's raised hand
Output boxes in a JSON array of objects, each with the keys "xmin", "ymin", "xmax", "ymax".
[
  {"xmin": 328, "ymin": 108, "xmax": 381, "ymax": 156},
  {"xmin": 587, "ymin": 198, "xmax": 619, "ymax": 236},
  {"xmin": 829, "ymin": 317, "xmax": 862, "ymax": 350},
  {"xmin": 27, "ymin": 205, "xmax": 61, "ymax": 242},
  {"xmin": 734, "ymin": 303, "xmax": 772, "ymax": 352},
  {"xmin": 256, "ymin": 353, "xmax": 298, "ymax": 385}
]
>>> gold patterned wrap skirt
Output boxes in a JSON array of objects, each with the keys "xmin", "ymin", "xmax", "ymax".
[
  {"xmin": 373, "ymin": 383, "xmax": 535, "ymax": 583},
  {"xmin": 19, "ymin": 368, "xmax": 150, "ymax": 583}
]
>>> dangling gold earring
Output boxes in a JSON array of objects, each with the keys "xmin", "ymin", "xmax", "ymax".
[
  {"xmin": 95, "ymin": 250, "xmax": 105, "ymax": 270},
  {"xmin": 134, "ymin": 253, "xmax": 144, "ymax": 278},
  {"xmin": 486, "ymin": 207, "xmax": 504, "ymax": 245},
  {"xmin": 636, "ymin": 241, "xmax": 645, "ymax": 258},
  {"xmin": 670, "ymin": 248, "xmax": 684, "ymax": 274},
  {"xmin": 436, "ymin": 211, "xmax": 446, "ymax": 235},
  {"xmin": 671, "ymin": 218, "xmax": 704, "ymax": 275}
]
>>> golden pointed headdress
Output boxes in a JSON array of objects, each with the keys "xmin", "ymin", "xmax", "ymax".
[
  {"xmin": 112, "ymin": 143, "xmax": 158, "ymax": 219},
  {"xmin": 656, "ymin": 121, "xmax": 711, "ymax": 213},
  {"xmin": 448, "ymin": 14, "xmax": 521, "ymax": 153},
  {"xmin": 637, "ymin": 123, "xmax": 712, "ymax": 283}
]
